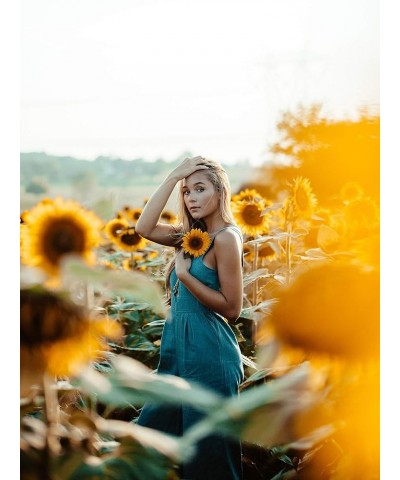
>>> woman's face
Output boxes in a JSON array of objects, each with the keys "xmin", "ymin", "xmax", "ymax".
[{"xmin": 182, "ymin": 171, "xmax": 220, "ymax": 220}]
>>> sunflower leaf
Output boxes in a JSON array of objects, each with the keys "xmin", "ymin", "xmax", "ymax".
[
  {"xmin": 243, "ymin": 269, "xmax": 272, "ymax": 287},
  {"xmin": 240, "ymin": 299, "xmax": 279, "ymax": 319},
  {"xmin": 61, "ymin": 257, "xmax": 166, "ymax": 315}
]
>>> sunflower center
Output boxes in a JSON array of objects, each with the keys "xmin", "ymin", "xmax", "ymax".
[
  {"xmin": 295, "ymin": 188, "xmax": 310, "ymax": 211},
  {"xmin": 44, "ymin": 220, "xmax": 86, "ymax": 265},
  {"xmin": 259, "ymin": 245, "xmax": 274, "ymax": 258},
  {"xmin": 189, "ymin": 237, "xmax": 203, "ymax": 250},
  {"xmin": 111, "ymin": 223, "xmax": 125, "ymax": 238},
  {"xmin": 242, "ymin": 204, "xmax": 263, "ymax": 225},
  {"xmin": 20, "ymin": 289, "xmax": 85, "ymax": 346},
  {"xmin": 120, "ymin": 230, "xmax": 142, "ymax": 246}
]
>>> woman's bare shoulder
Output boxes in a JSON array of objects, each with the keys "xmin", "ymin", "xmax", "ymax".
[{"xmin": 213, "ymin": 228, "xmax": 242, "ymax": 253}]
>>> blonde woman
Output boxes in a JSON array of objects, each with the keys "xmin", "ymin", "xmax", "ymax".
[{"xmin": 135, "ymin": 156, "xmax": 244, "ymax": 480}]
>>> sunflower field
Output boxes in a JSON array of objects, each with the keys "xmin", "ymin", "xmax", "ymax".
[{"xmin": 20, "ymin": 108, "xmax": 380, "ymax": 480}]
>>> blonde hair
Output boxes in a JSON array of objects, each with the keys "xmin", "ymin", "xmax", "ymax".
[{"xmin": 164, "ymin": 158, "xmax": 237, "ymax": 304}]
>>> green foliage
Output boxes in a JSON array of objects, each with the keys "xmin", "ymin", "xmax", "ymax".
[
  {"xmin": 257, "ymin": 104, "xmax": 380, "ymax": 203},
  {"xmin": 103, "ymin": 297, "xmax": 167, "ymax": 369},
  {"xmin": 20, "ymin": 151, "xmax": 252, "ymax": 190}
]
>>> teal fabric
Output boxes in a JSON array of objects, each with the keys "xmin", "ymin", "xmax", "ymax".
[{"xmin": 136, "ymin": 226, "xmax": 244, "ymax": 480}]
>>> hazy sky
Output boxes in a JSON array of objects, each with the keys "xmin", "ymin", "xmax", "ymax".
[{"xmin": 21, "ymin": 0, "xmax": 379, "ymax": 165}]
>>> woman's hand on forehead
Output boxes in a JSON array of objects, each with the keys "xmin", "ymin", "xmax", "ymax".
[{"xmin": 172, "ymin": 156, "xmax": 210, "ymax": 181}]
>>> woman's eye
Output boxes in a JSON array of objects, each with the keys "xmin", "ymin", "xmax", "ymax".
[{"xmin": 197, "ymin": 188, "xmax": 204, "ymax": 192}]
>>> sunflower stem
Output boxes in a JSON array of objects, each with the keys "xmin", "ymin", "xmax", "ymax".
[
  {"xmin": 252, "ymin": 241, "xmax": 259, "ymax": 344},
  {"xmin": 85, "ymin": 281, "xmax": 95, "ymax": 311},
  {"xmin": 252, "ymin": 242, "xmax": 259, "ymax": 304},
  {"xmin": 285, "ymin": 200, "xmax": 295, "ymax": 284},
  {"xmin": 286, "ymin": 221, "xmax": 292, "ymax": 284},
  {"xmin": 42, "ymin": 373, "xmax": 61, "ymax": 479}
]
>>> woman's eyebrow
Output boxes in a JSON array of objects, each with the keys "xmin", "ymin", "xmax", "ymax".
[{"xmin": 182, "ymin": 182, "xmax": 206, "ymax": 189}]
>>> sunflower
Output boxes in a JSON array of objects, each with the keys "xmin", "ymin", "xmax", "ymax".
[
  {"xmin": 231, "ymin": 199, "xmax": 270, "ymax": 236},
  {"xmin": 20, "ymin": 210, "xmax": 29, "ymax": 224},
  {"xmin": 113, "ymin": 227, "xmax": 147, "ymax": 252},
  {"xmin": 129, "ymin": 208, "xmax": 143, "ymax": 223},
  {"xmin": 160, "ymin": 210, "xmax": 177, "ymax": 224},
  {"xmin": 261, "ymin": 262, "xmax": 379, "ymax": 359},
  {"xmin": 343, "ymin": 197, "xmax": 379, "ymax": 239},
  {"xmin": 20, "ymin": 287, "xmax": 122, "ymax": 383},
  {"xmin": 20, "ymin": 197, "xmax": 103, "ymax": 278},
  {"xmin": 258, "ymin": 242, "xmax": 277, "ymax": 261},
  {"xmin": 243, "ymin": 243, "xmax": 255, "ymax": 262},
  {"xmin": 232, "ymin": 188, "xmax": 264, "ymax": 203},
  {"xmin": 290, "ymin": 177, "xmax": 317, "ymax": 219},
  {"xmin": 340, "ymin": 181, "xmax": 364, "ymax": 204},
  {"xmin": 181, "ymin": 228, "xmax": 212, "ymax": 258},
  {"xmin": 104, "ymin": 217, "xmax": 130, "ymax": 242},
  {"xmin": 122, "ymin": 252, "xmax": 142, "ymax": 268}
]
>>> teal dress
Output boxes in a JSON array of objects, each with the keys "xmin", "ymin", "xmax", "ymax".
[{"xmin": 136, "ymin": 225, "xmax": 244, "ymax": 480}]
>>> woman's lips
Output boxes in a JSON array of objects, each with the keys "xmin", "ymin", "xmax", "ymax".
[{"xmin": 190, "ymin": 207, "xmax": 200, "ymax": 211}]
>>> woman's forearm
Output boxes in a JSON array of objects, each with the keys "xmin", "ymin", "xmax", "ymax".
[
  {"xmin": 136, "ymin": 156, "xmax": 208, "ymax": 237},
  {"xmin": 135, "ymin": 173, "xmax": 179, "ymax": 236},
  {"xmin": 178, "ymin": 271, "xmax": 240, "ymax": 322}
]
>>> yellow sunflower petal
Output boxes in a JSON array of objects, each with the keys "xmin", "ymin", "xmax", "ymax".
[
  {"xmin": 104, "ymin": 217, "xmax": 130, "ymax": 241},
  {"xmin": 232, "ymin": 188, "xmax": 264, "ymax": 203}
]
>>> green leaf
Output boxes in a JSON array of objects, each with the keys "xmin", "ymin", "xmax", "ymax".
[
  {"xmin": 181, "ymin": 363, "xmax": 327, "ymax": 449},
  {"xmin": 240, "ymin": 299, "xmax": 279, "ymax": 320},
  {"xmin": 243, "ymin": 269, "xmax": 272, "ymax": 288},
  {"xmin": 125, "ymin": 334, "xmax": 157, "ymax": 351},
  {"xmin": 61, "ymin": 257, "xmax": 166, "ymax": 315},
  {"xmin": 110, "ymin": 301, "xmax": 152, "ymax": 312},
  {"xmin": 240, "ymin": 354, "xmax": 258, "ymax": 371},
  {"xmin": 141, "ymin": 319, "xmax": 166, "ymax": 336},
  {"xmin": 77, "ymin": 357, "xmax": 222, "ymax": 412},
  {"xmin": 67, "ymin": 437, "xmax": 178, "ymax": 480}
]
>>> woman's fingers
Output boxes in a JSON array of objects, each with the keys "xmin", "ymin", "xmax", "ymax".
[{"xmin": 175, "ymin": 156, "xmax": 208, "ymax": 179}]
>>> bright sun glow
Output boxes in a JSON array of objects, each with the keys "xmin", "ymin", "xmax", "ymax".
[{"xmin": 21, "ymin": 0, "xmax": 378, "ymax": 165}]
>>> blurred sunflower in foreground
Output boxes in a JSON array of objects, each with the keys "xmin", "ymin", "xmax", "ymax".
[
  {"xmin": 20, "ymin": 197, "xmax": 103, "ymax": 280},
  {"xmin": 20, "ymin": 286, "xmax": 122, "ymax": 396},
  {"xmin": 260, "ymin": 262, "xmax": 379, "ymax": 359},
  {"xmin": 257, "ymin": 261, "xmax": 380, "ymax": 479}
]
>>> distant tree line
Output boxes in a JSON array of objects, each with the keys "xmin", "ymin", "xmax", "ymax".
[
  {"xmin": 20, "ymin": 151, "xmax": 252, "ymax": 190},
  {"xmin": 21, "ymin": 104, "xmax": 380, "ymax": 204}
]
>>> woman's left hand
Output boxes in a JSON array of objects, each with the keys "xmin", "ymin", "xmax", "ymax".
[{"xmin": 175, "ymin": 249, "xmax": 192, "ymax": 280}]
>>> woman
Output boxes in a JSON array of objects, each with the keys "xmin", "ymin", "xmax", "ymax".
[{"xmin": 135, "ymin": 156, "xmax": 244, "ymax": 480}]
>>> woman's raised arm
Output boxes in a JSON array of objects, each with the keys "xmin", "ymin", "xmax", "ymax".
[{"xmin": 135, "ymin": 156, "xmax": 209, "ymax": 246}]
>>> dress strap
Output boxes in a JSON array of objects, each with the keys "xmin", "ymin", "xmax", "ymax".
[{"xmin": 210, "ymin": 225, "xmax": 243, "ymax": 242}]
